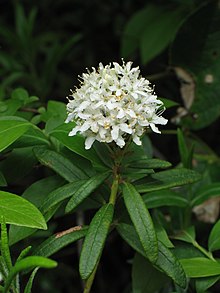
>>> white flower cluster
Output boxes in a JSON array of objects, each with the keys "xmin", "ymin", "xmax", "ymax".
[{"xmin": 66, "ymin": 61, "xmax": 168, "ymax": 149}]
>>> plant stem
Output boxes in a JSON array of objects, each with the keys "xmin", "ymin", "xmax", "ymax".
[
  {"xmin": 193, "ymin": 241, "xmax": 216, "ymax": 261},
  {"xmin": 109, "ymin": 175, "xmax": 119, "ymax": 206},
  {"xmin": 83, "ymin": 262, "xmax": 99, "ymax": 293}
]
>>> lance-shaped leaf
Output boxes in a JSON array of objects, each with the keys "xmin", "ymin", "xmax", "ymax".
[
  {"xmin": 0, "ymin": 118, "xmax": 31, "ymax": 152},
  {"xmin": 143, "ymin": 189, "xmax": 188, "ymax": 208},
  {"xmin": 196, "ymin": 275, "xmax": 220, "ymax": 293},
  {"xmin": 1, "ymin": 218, "xmax": 12, "ymax": 270},
  {"xmin": 3, "ymin": 256, "xmax": 57, "ymax": 293},
  {"xmin": 156, "ymin": 241, "xmax": 186, "ymax": 288},
  {"xmin": 121, "ymin": 4, "xmax": 190, "ymax": 64},
  {"xmin": 40, "ymin": 179, "xmax": 87, "ymax": 214},
  {"xmin": 122, "ymin": 182, "xmax": 158, "ymax": 263},
  {"xmin": 65, "ymin": 172, "xmax": 110, "ymax": 213},
  {"xmin": 33, "ymin": 227, "xmax": 88, "ymax": 257},
  {"xmin": 127, "ymin": 158, "xmax": 171, "ymax": 169},
  {"xmin": 191, "ymin": 183, "xmax": 220, "ymax": 207},
  {"xmin": 79, "ymin": 203, "xmax": 114, "ymax": 279},
  {"xmin": 177, "ymin": 128, "xmax": 193, "ymax": 169},
  {"xmin": 180, "ymin": 258, "xmax": 220, "ymax": 278},
  {"xmin": 135, "ymin": 168, "xmax": 201, "ymax": 193},
  {"xmin": 33, "ymin": 146, "xmax": 87, "ymax": 181},
  {"xmin": 0, "ymin": 191, "xmax": 47, "ymax": 229},
  {"xmin": 24, "ymin": 268, "xmax": 39, "ymax": 293},
  {"xmin": 117, "ymin": 223, "xmax": 186, "ymax": 288},
  {"xmin": 16, "ymin": 246, "xmax": 32, "ymax": 263}
]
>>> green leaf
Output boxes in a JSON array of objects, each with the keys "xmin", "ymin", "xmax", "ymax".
[
  {"xmin": 127, "ymin": 158, "xmax": 172, "ymax": 169},
  {"xmin": 140, "ymin": 6, "xmax": 188, "ymax": 64},
  {"xmin": 142, "ymin": 136, "xmax": 153, "ymax": 158},
  {"xmin": 9, "ymin": 208, "xmax": 56, "ymax": 246},
  {"xmin": 117, "ymin": 223, "xmax": 146, "ymax": 256},
  {"xmin": 0, "ymin": 171, "xmax": 7, "ymax": 187},
  {"xmin": 121, "ymin": 4, "xmax": 189, "ymax": 64},
  {"xmin": 12, "ymin": 127, "xmax": 50, "ymax": 148},
  {"xmin": 132, "ymin": 253, "xmax": 168, "ymax": 293},
  {"xmin": 171, "ymin": 2, "xmax": 220, "ymax": 129},
  {"xmin": 11, "ymin": 88, "xmax": 29, "ymax": 103},
  {"xmin": 33, "ymin": 146, "xmax": 88, "ymax": 181},
  {"xmin": 50, "ymin": 123, "xmax": 104, "ymax": 168},
  {"xmin": 0, "ymin": 147, "xmax": 37, "ymax": 184},
  {"xmin": 191, "ymin": 183, "xmax": 220, "ymax": 207},
  {"xmin": 24, "ymin": 268, "xmax": 39, "ymax": 293},
  {"xmin": 135, "ymin": 168, "xmax": 201, "ymax": 193},
  {"xmin": 40, "ymin": 179, "xmax": 87, "ymax": 214},
  {"xmin": 9, "ymin": 176, "xmax": 65, "ymax": 245},
  {"xmin": 0, "ymin": 118, "xmax": 31, "ymax": 152},
  {"xmin": 122, "ymin": 182, "xmax": 158, "ymax": 263},
  {"xmin": 0, "ymin": 99, "xmax": 22, "ymax": 116},
  {"xmin": 208, "ymin": 219, "xmax": 220, "ymax": 252},
  {"xmin": 0, "ymin": 256, "xmax": 8, "ymax": 281},
  {"xmin": 180, "ymin": 258, "xmax": 220, "ymax": 278},
  {"xmin": 79, "ymin": 203, "xmax": 114, "ymax": 279},
  {"xmin": 155, "ymin": 224, "xmax": 174, "ymax": 248},
  {"xmin": 156, "ymin": 242, "xmax": 187, "ymax": 288},
  {"xmin": 16, "ymin": 246, "xmax": 32, "ymax": 263},
  {"xmin": 33, "ymin": 227, "xmax": 88, "ymax": 257},
  {"xmin": 3, "ymin": 256, "xmax": 57, "ymax": 293},
  {"xmin": 177, "ymin": 128, "xmax": 191, "ymax": 169},
  {"xmin": 22, "ymin": 175, "xmax": 65, "ymax": 207},
  {"xmin": 173, "ymin": 242, "xmax": 204, "ymax": 260},
  {"xmin": 40, "ymin": 100, "xmax": 67, "ymax": 134},
  {"xmin": 1, "ymin": 218, "xmax": 12, "ymax": 270},
  {"xmin": 0, "ymin": 191, "xmax": 47, "ymax": 229},
  {"xmin": 65, "ymin": 172, "xmax": 110, "ymax": 213},
  {"xmin": 160, "ymin": 98, "xmax": 179, "ymax": 109},
  {"xmin": 196, "ymin": 275, "xmax": 220, "ymax": 293},
  {"xmin": 122, "ymin": 167, "xmax": 154, "ymax": 179},
  {"xmin": 117, "ymin": 223, "xmax": 186, "ymax": 288},
  {"xmin": 40, "ymin": 100, "xmax": 67, "ymax": 123},
  {"xmin": 172, "ymin": 226, "xmax": 196, "ymax": 244},
  {"xmin": 93, "ymin": 142, "xmax": 114, "ymax": 168},
  {"xmin": 121, "ymin": 149, "xmax": 157, "ymax": 182},
  {"xmin": 143, "ymin": 189, "xmax": 188, "ymax": 208}
]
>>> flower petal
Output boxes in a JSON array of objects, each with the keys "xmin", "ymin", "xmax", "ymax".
[{"xmin": 85, "ymin": 136, "xmax": 96, "ymax": 149}]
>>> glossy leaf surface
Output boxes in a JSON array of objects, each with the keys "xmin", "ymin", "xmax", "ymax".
[
  {"xmin": 122, "ymin": 182, "xmax": 158, "ymax": 263},
  {"xmin": 0, "ymin": 191, "xmax": 47, "ymax": 229},
  {"xmin": 79, "ymin": 203, "xmax": 114, "ymax": 279}
]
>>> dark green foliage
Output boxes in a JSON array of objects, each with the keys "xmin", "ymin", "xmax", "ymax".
[{"xmin": 1, "ymin": 0, "xmax": 220, "ymax": 292}]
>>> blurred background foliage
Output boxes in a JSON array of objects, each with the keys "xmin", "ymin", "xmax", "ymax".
[{"xmin": 1, "ymin": 0, "xmax": 220, "ymax": 292}]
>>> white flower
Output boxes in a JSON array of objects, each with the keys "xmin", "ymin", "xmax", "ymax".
[{"xmin": 66, "ymin": 61, "xmax": 168, "ymax": 149}]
